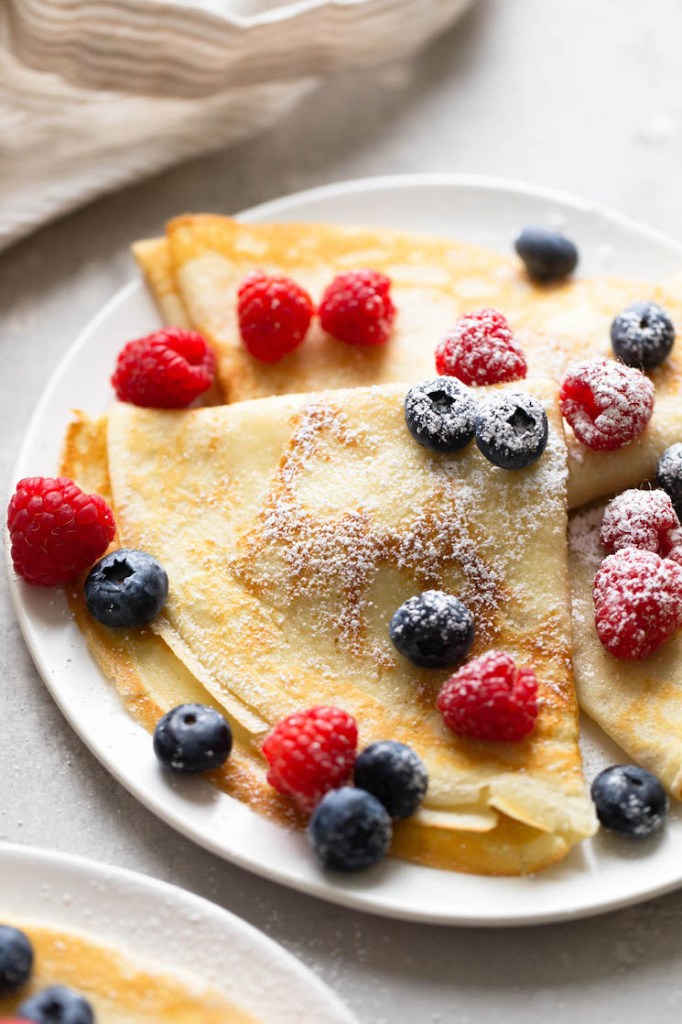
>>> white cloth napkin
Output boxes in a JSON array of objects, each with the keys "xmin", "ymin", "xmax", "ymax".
[{"xmin": 0, "ymin": 0, "xmax": 474, "ymax": 251}]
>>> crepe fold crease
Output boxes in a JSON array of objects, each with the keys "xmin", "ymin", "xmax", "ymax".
[{"xmin": 63, "ymin": 380, "xmax": 597, "ymax": 875}]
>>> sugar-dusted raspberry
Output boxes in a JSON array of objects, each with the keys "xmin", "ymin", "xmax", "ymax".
[
  {"xmin": 435, "ymin": 309, "xmax": 527, "ymax": 386},
  {"xmin": 593, "ymin": 548, "xmax": 682, "ymax": 659},
  {"xmin": 262, "ymin": 705, "xmax": 358, "ymax": 813},
  {"xmin": 112, "ymin": 327, "xmax": 215, "ymax": 408},
  {"xmin": 436, "ymin": 650, "xmax": 539, "ymax": 742},
  {"xmin": 600, "ymin": 489, "xmax": 680, "ymax": 555},
  {"xmin": 559, "ymin": 357, "xmax": 654, "ymax": 451},
  {"xmin": 8, "ymin": 477, "xmax": 115, "ymax": 586},
  {"xmin": 238, "ymin": 271, "xmax": 314, "ymax": 363},
  {"xmin": 319, "ymin": 269, "xmax": 396, "ymax": 347},
  {"xmin": 664, "ymin": 526, "xmax": 682, "ymax": 566}
]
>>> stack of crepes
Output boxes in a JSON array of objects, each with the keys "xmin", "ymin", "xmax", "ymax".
[{"xmin": 62, "ymin": 215, "xmax": 682, "ymax": 876}]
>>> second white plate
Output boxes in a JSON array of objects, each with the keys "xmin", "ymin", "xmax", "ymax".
[
  {"xmin": 0, "ymin": 842, "xmax": 356, "ymax": 1022},
  {"xmin": 8, "ymin": 174, "xmax": 682, "ymax": 926}
]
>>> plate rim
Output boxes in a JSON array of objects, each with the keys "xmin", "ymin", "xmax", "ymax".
[{"xmin": 7, "ymin": 172, "xmax": 682, "ymax": 928}]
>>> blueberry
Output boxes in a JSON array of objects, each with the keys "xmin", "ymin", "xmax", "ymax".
[
  {"xmin": 153, "ymin": 703, "xmax": 233, "ymax": 773},
  {"xmin": 656, "ymin": 443, "xmax": 682, "ymax": 519},
  {"xmin": 610, "ymin": 300, "xmax": 675, "ymax": 370},
  {"xmin": 475, "ymin": 391, "xmax": 548, "ymax": 470},
  {"xmin": 19, "ymin": 984, "xmax": 94, "ymax": 1024},
  {"xmin": 354, "ymin": 741, "xmax": 428, "ymax": 819},
  {"xmin": 404, "ymin": 377, "xmax": 477, "ymax": 453},
  {"xmin": 591, "ymin": 764, "xmax": 668, "ymax": 839},
  {"xmin": 84, "ymin": 548, "xmax": 168, "ymax": 628},
  {"xmin": 308, "ymin": 787, "xmax": 392, "ymax": 872},
  {"xmin": 515, "ymin": 227, "xmax": 578, "ymax": 283},
  {"xmin": 0, "ymin": 925, "xmax": 33, "ymax": 995},
  {"xmin": 389, "ymin": 590, "xmax": 474, "ymax": 668}
]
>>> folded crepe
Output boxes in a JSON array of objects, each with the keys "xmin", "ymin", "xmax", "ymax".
[
  {"xmin": 0, "ymin": 919, "xmax": 255, "ymax": 1023},
  {"xmin": 134, "ymin": 217, "xmax": 682, "ymax": 507},
  {"xmin": 63, "ymin": 378, "xmax": 597, "ymax": 875},
  {"xmin": 569, "ymin": 504, "xmax": 682, "ymax": 797}
]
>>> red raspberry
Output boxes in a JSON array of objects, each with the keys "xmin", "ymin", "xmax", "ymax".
[
  {"xmin": 237, "ymin": 271, "xmax": 314, "ymax": 363},
  {"xmin": 664, "ymin": 526, "xmax": 682, "ymax": 565},
  {"xmin": 600, "ymin": 489, "xmax": 680, "ymax": 555},
  {"xmin": 436, "ymin": 651, "xmax": 539, "ymax": 742},
  {"xmin": 593, "ymin": 548, "xmax": 682, "ymax": 659},
  {"xmin": 435, "ymin": 309, "xmax": 527, "ymax": 386},
  {"xmin": 319, "ymin": 269, "xmax": 396, "ymax": 347},
  {"xmin": 7, "ymin": 477, "xmax": 116, "ymax": 586},
  {"xmin": 559, "ymin": 357, "xmax": 654, "ymax": 451},
  {"xmin": 262, "ymin": 705, "xmax": 358, "ymax": 813},
  {"xmin": 112, "ymin": 327, "xmax": 215, "ymax": 408}
]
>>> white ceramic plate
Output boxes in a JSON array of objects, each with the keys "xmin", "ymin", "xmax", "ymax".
[
  {"xmin": 0, "ymin": 841, "xmax": 356, "ymax": 1022},
  {"xmin": 8, "ymin": 175, "xmax": 682, "ymax": 927}
]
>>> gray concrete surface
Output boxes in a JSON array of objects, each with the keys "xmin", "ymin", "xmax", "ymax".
[{"xmin": 3, "ymin": 1, "xmax": 682, "ymax": 1020}]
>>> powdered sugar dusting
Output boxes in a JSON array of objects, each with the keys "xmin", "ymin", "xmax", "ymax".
[
  {"xmin": 236, "ymin": 399, "xmax": 512, "ymax": 660},
  {"xmin": 231, "ymin": 390, "xmax": 569, "ymax": 676},
  {"xmin": 568, "ymin": 506, "xmax": 605, "ymax": 569}
]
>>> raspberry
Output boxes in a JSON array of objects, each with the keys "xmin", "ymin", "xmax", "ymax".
[
  {"xmin": 436, "ymin": 651, "xmax": 539, "ymax": 742},
  {"xmin": 435, "ymin": 309, "xmax": 527, "ymax": 386},
  {"xmin": 262, "ymin": 705, "xmax": 358, "ymax": 813},
  {"xmin": 112, "ymin": 327, "xmax": 215, "ymax": 408},
  {"xmin": 237, "ymin": 271, "xmax": 314, "ymax": 363},
  {"xmin": 593, "ymin": 548, "xmax": 682, "ymax": 659},
  {"xmin": 664, "ymin": 526, "xmax": 682, "ymax": 566},
  {"xmin": 319, "ymin": 269, "xmax": 396, "ymax": 347},
  {"xmin": 8, "ymin": 477, "xmax": 115, "ymax": 586},
  {"xmin": 559, "ymin": 357, "xmax": 654, "ymax": 451},
  {"xmin": 600, "ymin": 489, "xmax": 680, "ymax": 555}
]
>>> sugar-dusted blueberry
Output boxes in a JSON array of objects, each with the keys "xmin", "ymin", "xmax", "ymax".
[
  {"xmin": 84, "ymin": 548, "xmax": 168, "ymax": 628},
  {"xmin": 514, "ymin": 227, "xmax": 578, "ymax": 283},
  {"xmin": 153, "ymin": 703, "xmax": 233, "ymax": 773},
  {"xmin": 308, "ymin": 787, "xmax": 392, "ymax": 872},
  {"xmin": 610, "ymin": 300, "xmax": 675, "ymax": 370},
  {"xmin": 354, "ymin": 741, "xmax": 428, "ymax": 819},
  {"xmin": 19, "ymin": 984, "xmax": 94, "ymax": 1024},
  {"xmin": 591, "ymin": 764, "xmax": 668, "ymax": 839},
  {"xmin": 656, "ymin": 443, "xmax": 682, "ymax": 519},
  {"xmin": 389, "ymin": 590, "xmax": 475, "ymax": 669},
  {"xmin": 0, "ymin": 925, "xmax": 33, "ymax": 995},
  {"xmin": 404, "ymin": 377, "xmax": 477, "ymax": 453},
  {"xmin": 475, "ymin": 391, "xmax": 548, "ymax": 470}
]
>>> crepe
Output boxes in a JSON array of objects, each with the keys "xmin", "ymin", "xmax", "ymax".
[
  {"xmin": 569, "ymin": 504, "xmax": 682, "ymax": 797},
  {"xmin": 133, "ymin": 216, "xmax": 682, "ymax": 507},
  {"xmin": 0, "ymin": 919, "xmax": 256, "ymax": 1023},
  {"xmin": 64, "ymin": 378, "xmax": 597, "ymax": 875}
]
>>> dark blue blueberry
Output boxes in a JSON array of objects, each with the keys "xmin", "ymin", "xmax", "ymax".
[
  {"xmin": 610, "ymin": 300, "xmax": 675, "ymax": 370},
  {"xmin": 308, "ymin": 787, "xmax": 392, "ymax": 872},
  {"xmin": 656, "ymin": 443, "xmax": 682, "ymax": 519},
  {"xmin": 475, "ymin": 391, "xmax": 548, "ymax": 470},
  {"xmin": 0, "ymin": 924, "xmax": 33, "ymax": 995},
  {"xmin": 153, "ymin": 703, "xmax": 233, "ymax": 773},
  {"xmin": 354, "ymin": 741, "xmax": 428, "ymax": 819},
  {"xmin": 591, "ymin": 764, "xmax": 668, "ymax": 839},
  {"xmin": 404, "ymin": 377, "xmax": 477, "ymax": 453},
  {"xmin": 84, "ymin": 548, "xmax": 168, "ymax": 628},
  {"xmin": 19, "ymin": 984, "xmax": 94, "ymax": 1024},
  {"xmin": 389, "ymin": 590, "xmax": 474, "ymax": 669},
  {"xmin": 515, "ymin": 226, "xmax": 578, "ymax": 283}
]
